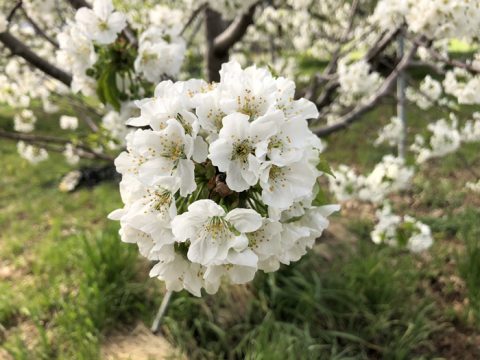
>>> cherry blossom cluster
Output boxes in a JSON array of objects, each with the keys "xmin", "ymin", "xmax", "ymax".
[
  {"xmin": 56, "ymin": 0, "xmax": 127, "ymax": 96},
  {"xmin": 371, "ymin": 204, "xmax": 433, "ymax": 253},
  {"xmin": 411, "ymin": 113, "xmax": 480, "ymax": 164},
  {"xmin": 371, "ymin": 0, "xmax": 480, "ymax": 40},
  {"xmin": 108, "ymin": 61, "xmax": 339, "ymax": 296},
  {"xmin": 337, "ymin": 59, "xmax": 382, "ymax": 106},
  {"xmin": 329, "ymin": 155, "xmax": 414, "ymax": 204},
  {"xmin": 406, "ymin": 75, "xmax": 443, "ymax": 110},
  {"xmin": 443, "ymin": 67, "xmax": 480, "ymax": 105}
]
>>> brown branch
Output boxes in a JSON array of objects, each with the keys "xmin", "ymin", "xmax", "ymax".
[
  {"xmin": 181, "ymin": 3, "xmax": 208, "ymax": 36},
  {"xmin": 65, "ymin": 0, "xmax": 89, "ymax": 10},
  {"xmin": 20, "ymin": 7, "xmax": 59, "ymax": 48},
  {"xmin": 0, "ymin": 32, "xmax": 72, "ymax": 86},
  {"xmin": 7, "ymin": 1, "xmax": 23, "ymax": 22},
  {"xmin": 213, "ymin": 3, "xmax": 257, "ymax": 55},
  {"xmin": 312, "ymin": 26, "xmax": 402, "ymax": 110},
  {"xmin": 314, "ymin": 40, "xmax": 419, "ymax": 137},
  {"xmin": 0, "ymin": 129, "xmax": 114, "ymax": 161},
  {"xmin": 304, "ymin": 0, "xmax": 359, "ymax": 100},
  {"xmin": 415, "ymin": 38, "xmax": 480, "ymax": 74},
  {"xmin": 365, "ymin": 26, "xmax": 402, "ymax": 63}
]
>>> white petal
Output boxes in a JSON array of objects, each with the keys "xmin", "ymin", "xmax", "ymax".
[
  {"xmin": 192, "ymin": 136, "xmax": 208, "ymax": 163},
  {"xmin": 226, "ymin": 208, "xmax": 262, "ymax": 233},
  {"xmin": 177, "ymin": 159, "xmax": 196, "ymax": 196}
]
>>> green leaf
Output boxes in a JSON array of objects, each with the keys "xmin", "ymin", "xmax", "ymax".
[{"xmin": 316, "ymin": 157, "xmax": 335, "ymax": 177}]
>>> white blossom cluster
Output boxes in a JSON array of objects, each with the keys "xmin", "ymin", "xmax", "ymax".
[
  {"xmin": 101, "ymin": 102, "xmax": 138, "ymax": 150},
  {"xmin": 14, "ymin": 109, "xmax": 37, "ymax": 133},
  {"xmin": 56, "ymin": 0, "xmax": 126, "ymax": 96},
  {"xmin": 410, "ymin": 116, "xmax": 462, "ymax": 163},
  {"xmin": 371, "ymin": 0, "xmax": 480, "ymax": 41},
  {"xmin": 109, "ymin": 60, "xmax": 339, "ymax": 296},
  {"xmin": 134, "ymin": 22, "xmax": 186, "ymax": 82},
  {"xmin": 406, "ymin": 75, "xmax": 443, "ymax": 110},
  {"xmin": 17, "ymin": 141, "xmax": 49, "ymax": 164},
  {"xmin": 443, "ymin": 68, "xmax": 480, "ymax": 105},
  {"xmin": 466, "ymin": 179, "xmax": 480, "ymax": 193},
  {"xmin": 337, "ymin": 59, "xmax": 382, "ymax": 106},
  {"xmin": 375, "ymin": 116, "xmax": 404, "ymax": 147},
  {"xmin": 460, "ymin": 112, "xmax": 480, "ymax": 143},
  {"xmin": 329, "ymin": 155, "xmax": 414, "ymax": 204},
  {"xmin": 371, "ymin": 204, "xmax": 433, "ymax": 253}
]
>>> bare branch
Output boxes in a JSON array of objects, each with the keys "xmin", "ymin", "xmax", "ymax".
[
  {"xmin": 313, "ymin": 40, "xmax": 419, "ymax": 137},
  {"xmin": 20, "ymin": 6, "xmax": 59, "ymax": 48},
  {"xmin": 213, "ymin": 4, "xmax": 257, "ymax": 55},
  {"xmin": 7, "ymin": 1, "xmax": 23, "ymax": 22},
  {"xmin": 0, "ymin": 32, "xmax": 72, "ymax": 86},
  {"xmin": 65, "ymin": 0, "xmax": 89, "ymax": 10},
  {"xmin": 415, "ymin": 38, "xmax": 480, "ymax": 74},
  {"xmin": 0, "ymin": 129, "xmax": 114, "ymax": 161},
  {"xmin": 181, "ymin": 3, "xmax": 208, "ymax": 36}
]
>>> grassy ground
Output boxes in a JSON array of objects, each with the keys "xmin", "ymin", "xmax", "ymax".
[{"xmin": 1, "ymin": 100, "xmax": 479, "ymax": 359}]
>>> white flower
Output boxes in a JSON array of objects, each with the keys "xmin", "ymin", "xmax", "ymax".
[
  {"xmin": 410, "ymin": 116, "xmax": 461, "ymax": 163},
  {"xmin": 56, "ymin": 25, "xmax": 97, "ymax": 76},
  {"xmin": 75, "ymin": 0, "xmax": 127, "ymax": 44},
  {"xmin": 359, "ymin": 155, "xmax": 414, "ymax": 204},
  {"xmin": 134, "ymin": 26, "xmax": 186, "ymax": 82},
  {"xmin": 14, "ymin": 109, "xmax": 36, "ymax": 133},
  {"xmin": 208, "ymin": 112, "xmax": 277, "ymax": 192},
  {"xmin": 218, "ymin": 61, "xmax": 278, "ymax": 118},
  {"xmin": 133, "ymin": 119, "xmax": 206, "ymax": 196},
  {"xmin": 63, "ymin": 143, "xmax": 80, "ymax": 165},
  {"xmin": 59, "ymin": 170, "xmax": 82, "ymax": 192},
  {"xmin": 172, "ymin": 199, "xmax": 262, "ymax": 266},
  {"xmin": 60, "ymin": 115, "xmax": 79, "ymax": 130},
  {"xmin": 149, "ymin": 251, "xmax": 205, "ymax": 297},
  {"xmin": 0, "ymin": 13, "xmax": 8, "ymax": 33},
  {"xmin": 17, "ymin": 141, "xmax": 48, "ymax": 164},
  {"xmin": 246, "ymin": 219, "xmax": 283, "ymax": 272},
  {"xmin": 259, "ymin": 160, "xmax": 318, "ymax": 210},
  {"xmin": 280, "ymin": 205, "xmax": 340, "ymax": 264},
  {"xmin": 375, "ymin": 116, "xmax": 403, "ymax": 147},
  {"xmin": 466, "ymin": 179, "xmax": 480, "ymax": 193},
  {"xmin": 371, "ymin": 205, "xmax": 433, "ymax": 253},
  {"xmin": 128, "ymin": 79, "xmax": 205, "ymax": 136}
]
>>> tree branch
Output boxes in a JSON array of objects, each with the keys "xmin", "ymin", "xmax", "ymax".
[
  {"xmin": 0, "ymin": 129, "xmax": 114, "ymax": 161},
  {"xmin": 65, "ymin": 0, "xmax": 89, "ymax": 10},
  {"xmin": 20, "ymin": 6, "xmax": 59, "ymax": 48},
  {"xmin": 213, "ymin": 4, "xmax": 257, "ymax": 55},
  {"xmin": 7, "ymin": 1, "xmax": 23, "ymax": 22},
  {"xmin": 0, "ymin": 32, "xmax": 72, "ymax": 86},
  {"xmin": 181, "ymin": 3, "xmax": 208, "ymax": 36},
  {"xmin": 314, "ymin": 40, "xmax": 419, "ymax": 137}
]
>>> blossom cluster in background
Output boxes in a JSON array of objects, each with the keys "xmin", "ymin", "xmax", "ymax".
[
  {"xmin": 371, "ymin": 204, "xmax": 433, "ymax": 253},
  {"xmin": 109, "ymin": 61, "xmax": 339, "ymax": 296}
]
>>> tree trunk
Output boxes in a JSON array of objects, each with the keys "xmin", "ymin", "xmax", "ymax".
[{"xmin": 205, "ymin": 9, "xmax": 228, "ymax": 82}]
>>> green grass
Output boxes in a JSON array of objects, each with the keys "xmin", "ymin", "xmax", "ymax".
[{"xmin": 163, "ymin": 243, "xmax": 437, "ymax": 359}]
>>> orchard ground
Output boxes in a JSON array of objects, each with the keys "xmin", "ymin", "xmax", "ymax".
[{"xmin": 1, "ymin": 100, "xmax": 480, "ymax": 359}]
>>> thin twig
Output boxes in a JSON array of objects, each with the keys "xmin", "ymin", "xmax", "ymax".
[
  {"xmin": 313, "ymin": 39, "xmax": 419, "ymax": 137},
  {"xmin": 0, "ymin": 129, "xmax": 114, "ymax": 161},
  {"xmin": 20, "ymin": 6, "xmax": 59, "ymax": 48},
  {"xmin": 181, "ymin": 2, "xmax": 208, "ymax": 36},
  {"xmin": 151, "ymin": 291, "xmax": 173, "ymax": 334}
]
